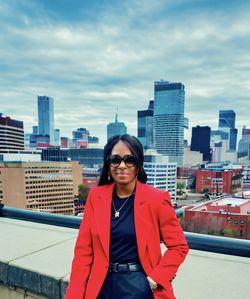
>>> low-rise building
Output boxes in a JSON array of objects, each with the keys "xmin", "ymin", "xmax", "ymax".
[
  {"xmin": 0, "ymin": 114, "xmax": 24, "ymax": 152},
  {"xmin": 144, "ymin": 149, "xmax": 177, "ymax": 200},
  {"xmin": 196, "ymin": 168, "xmax": 243, "ymax": 194},
  {"xmin": 183, "ymin": 197, "xmax": 250, "ymax": 239},
  {"xmin": 0, "ymin": 161, "xmax": 82, "ymax": 215}
]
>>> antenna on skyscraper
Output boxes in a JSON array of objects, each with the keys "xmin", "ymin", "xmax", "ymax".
[{"xmin": 115, "ymin": 108, "xmax": 118, "ymax": 122}]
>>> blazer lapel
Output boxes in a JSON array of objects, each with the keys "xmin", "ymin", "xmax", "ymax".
[
  {"xmin": 134, "ymin": 181, "xmax": 153, "ymax": 259},
  {"xmin": 93, "ymin": 183, "xmax": 114, "ymax": 262}
]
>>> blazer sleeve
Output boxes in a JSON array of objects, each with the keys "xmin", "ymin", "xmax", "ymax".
[
  {"xmin": 149, "ymin": 191, "xmax": 189, "ymax": 289},
  {"xmin": 65, "ymin": 190, "xmax": 94, "ymax": 299}
]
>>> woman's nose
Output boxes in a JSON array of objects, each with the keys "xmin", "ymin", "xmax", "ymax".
[{"xmin": 118, "ymin": 160, "xmax": 127, "ymax": 168}]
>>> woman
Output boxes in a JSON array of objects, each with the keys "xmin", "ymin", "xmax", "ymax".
[{"xmin": 66, "ymin": 134, "xmax": 189, "ymax": 299}]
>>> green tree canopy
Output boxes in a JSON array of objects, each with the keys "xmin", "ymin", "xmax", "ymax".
[{"xmin": 78, "ymin": 184, "xmax": 90, "ymax": 204}]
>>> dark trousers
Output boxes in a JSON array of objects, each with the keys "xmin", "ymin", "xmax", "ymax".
[{"xmin": 97, "ymin": 270, "xmax": 154, "ymax": 299}]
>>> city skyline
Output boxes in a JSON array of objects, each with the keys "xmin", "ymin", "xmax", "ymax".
[{"xmin": 1, "ymin": 0, "xmax": 250, "ymax": 146}]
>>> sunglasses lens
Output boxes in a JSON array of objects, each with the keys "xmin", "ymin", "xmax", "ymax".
[
  {"xmin": 108, "ymin": 155, "xmax": 137, "ymax": 167},
  {"xmin": 108, "ymin": 155, "xmax": 121, "ymax": 166},
  {"xmin": 124, "ymin": 155, "xmax": 137, "ymax": 166}
]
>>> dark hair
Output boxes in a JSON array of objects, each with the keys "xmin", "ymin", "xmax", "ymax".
[{"xmin": 98, "ymin": 134, "xmax": 147, "ymax": 186}]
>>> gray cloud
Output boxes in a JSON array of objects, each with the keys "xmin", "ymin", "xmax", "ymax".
[{"xmin": 0, "ymin": 1, "xmax": 250, "ymax": 145}]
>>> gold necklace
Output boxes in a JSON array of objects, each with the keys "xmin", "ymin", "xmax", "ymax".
[{"xmin": 112, "ymin": 192, "xmax": 134, "ymax": 219}]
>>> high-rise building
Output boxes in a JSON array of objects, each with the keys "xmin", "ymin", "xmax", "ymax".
[
  {"xmin": 238, "ymin": 126, "xmax": 250, "ymax": 162},
  {"xmin": 107, "ymin": 111, "xmax": 127, "ymax": 141},
  {"xmin": 137, "ymin": 100, "xmax": 154, "ymax": 150},
  {"xmin": 154, "ymin": 81, "xmax": 185, "ymax": 165},
  {"xmin": 37, "ymin": 96, "xmax": 55, "ymax": 145},
  {"xmin": 219, "ymin": 110, "xmax": 238, "ymax": 151},
  {"xmin": 191, "ymin": 126, "xmax": 211, "ymax": 162},
  {"xmin": 0, "ymin": 114, "xmax": 24, "ymax": 152}
]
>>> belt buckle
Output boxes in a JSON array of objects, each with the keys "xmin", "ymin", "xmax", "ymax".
[
  {"xmin": 113, "ymin": 263, "xmax": 119, "ymax": 272},
  {"xmin": 126, "ymin": 263, "xmax": 130, "ymax": 274}
]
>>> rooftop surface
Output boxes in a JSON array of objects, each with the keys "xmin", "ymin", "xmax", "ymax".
[
  {"xmin": 1, "ymin": 217, "xmax": 250, "ymax": 299},
  {"xmin": 188, "ymin": 196, "xmax": 250, "ymax": 212},
  {"xmin": 210, "ymin": 197, "xmax": 250, "ymax": 206}
]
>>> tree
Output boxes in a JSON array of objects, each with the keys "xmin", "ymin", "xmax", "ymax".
[
  {"xmin": 177, "ymin": 181, "xmax": 185, "ymax": 190},
  {"xmin": 177, "ymin": 181, "xmax": 185, "ymax": 196},
  {"xmin": 78, "ymin": 184, "xmax": 90, "ymax": 205}
]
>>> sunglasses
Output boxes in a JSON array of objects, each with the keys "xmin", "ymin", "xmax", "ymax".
[{"xmin": 107, "ymin": 154, "xmax": 138, "ymax": 167}]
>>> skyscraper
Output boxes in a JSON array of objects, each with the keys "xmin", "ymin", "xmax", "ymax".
[
  {"xmin": 154, "ymin": 80, "xmax": 185, "ymax": 165},
  {"xmin": 218, "ymin": 110, "xmax": 237, "ymax": 151},
  {"xmin": 238, "ymin": 126, "xmax": 250, "ymax": 162},
  {"xmin": 107, "ymin": 111, "xmax": 127, "ymax": 141},
  {"xmin": 38, "ymin": 96, "xmax": 55, "ymax": 146},
  {"xmin": 137, "ymin": 100, "xmax": 154, "ymax": 150},
  {"xmin": 191, "ymin": 126, "xmax": 211, "ymax": 162}
]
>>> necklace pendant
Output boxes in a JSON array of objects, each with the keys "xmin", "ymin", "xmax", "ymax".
[{"xmin": 114, "ymin": 211, "xmax": 120, "ymax": 218}]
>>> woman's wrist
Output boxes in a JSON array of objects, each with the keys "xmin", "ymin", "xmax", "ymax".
[{"xmin": 147, "ymin": 276, "xmax": 158, "ymax": 290}]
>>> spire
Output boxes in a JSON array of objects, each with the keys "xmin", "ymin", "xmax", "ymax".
[{"xmin": 115, "ymin": 108, "xmax": 118, "ymax": 123}]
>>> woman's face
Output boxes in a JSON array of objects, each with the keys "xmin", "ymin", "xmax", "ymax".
[{"xmin": 109, "ymin": 140, "xmax": 137, "ymax": 187}]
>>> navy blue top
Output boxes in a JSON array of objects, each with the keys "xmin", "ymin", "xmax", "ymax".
[{"xmin": 109, "ymin": 190, "xmax": 140, "ymax": 263}]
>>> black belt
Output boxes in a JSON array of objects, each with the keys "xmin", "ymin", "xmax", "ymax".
[{"xmin": 108, "ymin": 262, "xmax": 143, "ymax": 273}]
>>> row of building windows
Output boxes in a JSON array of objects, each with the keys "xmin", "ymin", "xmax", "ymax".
[
  {"xmin": 145, "ymin": 170, "xmax": 176, "ymax": 173},
  {"xmin": 24, "ymin": 165, "xmax": 73, "ymax": 169},
  {"xmin": 227, "ymin": 218, "xmax": 246, "ymax": 225},
  {"xmin": 26, "ymin": 184, "xmax": 73, "ymax": 189},
  {"xmin": 26, "ymin": 174, "xmax": 72, "ymax": 179},
  {"xmin": 27, "ymin": 198, "xmax": 74, "ymax": 203},
  {"xmin": 28, "ymin": 202, "xmax": 74, "ymax": 208},
  {"xmin": 26, "ymin": 188, "xmax": 73, "ymax": 194},
  {"xmin": 26, "ymin": 179, "xmax": 73, "ymax": 184},
  {"xmin": 25, "ymin": 169, "xmax": 72, "ymax": 174},
  {"xmin": 0, "ymin": 136, "xmax": 24, "ymax": 142},
  {"xmin": 27, "ymin": 193, "xmax": 74, "ymax": 199}
]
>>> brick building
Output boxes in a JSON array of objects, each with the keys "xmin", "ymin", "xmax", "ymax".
[
  {"xmin": 196, "ymin": 169, "xmax": 242, "ymax": 194},
  {"xmin": 183, "ymin": 197, "xmax": 250, "ymax": 239}
]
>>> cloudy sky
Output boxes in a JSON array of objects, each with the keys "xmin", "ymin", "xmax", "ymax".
[{"xmin": 1, "ymin": 0, "xmax": 250, "ymax": 146}]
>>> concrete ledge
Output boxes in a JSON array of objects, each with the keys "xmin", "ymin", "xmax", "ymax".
[
  {"xmin": 0, "ymin": 262, "xmax": 8, "ymax": 284},
  {"xmin": 0, "ymin": 283, "xmax": 48, "ymax": 299},
  {"xmin": 1, "ymin": 218, "xmax": 250, "ymax": 299},
  {"xmin": 0, "ymin": 218, "xmax": 77, "ymax": 299}
]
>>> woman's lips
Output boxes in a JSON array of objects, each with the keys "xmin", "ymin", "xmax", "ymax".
[{"xmin": 116, "ymin": 173, "xmax": 129, "ymax": 176}]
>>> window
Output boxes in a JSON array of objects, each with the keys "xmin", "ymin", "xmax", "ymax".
[{"xmin": 240, "ymin": 220, "xmax": 245, "ymax": 225}]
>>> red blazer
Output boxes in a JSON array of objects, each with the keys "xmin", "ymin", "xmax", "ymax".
[{"xmin": 66, "ymin": 181, "xmax": 189, "ymax": 299}]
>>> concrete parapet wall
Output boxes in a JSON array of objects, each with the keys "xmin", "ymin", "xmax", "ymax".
[
  {"xmin": 0, "ymin": 284, "xmax": 47, "ymax": 299},
  {"xmin": 1, "ymin": 217, "xmax": 250, "ymax": 299}
]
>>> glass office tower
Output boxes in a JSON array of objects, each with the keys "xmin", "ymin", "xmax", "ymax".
[
  {"xmin": 154, "ymin": 81, "xmax": 185, "ymax": 165},
  {"xmin": 219, "ymin": 110, "xmax": 238, "ymax": 151},
  {"xmin": 191, "ymin": 126, "xmax": 211, "ymax": 162},
  {"xmin": 107, "ymin": 112, "xmax": 127, "ymax": 141},
  {"xmin": 137, "ymin": 100, "xmax": 154, "ymax": 150},
  {"xmin": 37, "ymin": 96, "xmax": 55, "ymax": 146}
]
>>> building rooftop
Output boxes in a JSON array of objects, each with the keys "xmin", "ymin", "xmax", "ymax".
[
  {"xmin": 210, "ymin": 197, "xmax": 249, "ymax": 207},
  {"xmin": 1, "ymin": 208, "xmax": 250, "ymax": 299},
  {"xmin": 188, "ymin": 196, "xmax": 250, "ymax": 213}
]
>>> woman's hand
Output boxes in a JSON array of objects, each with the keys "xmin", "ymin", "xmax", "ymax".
[{"xmin": 147, "ymin": 276, "xmax": 158, "ymax": 290}]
